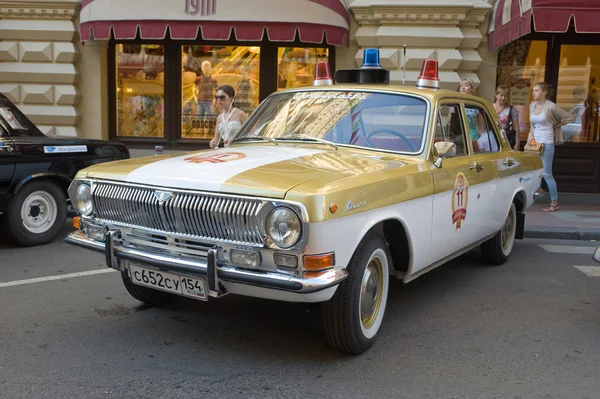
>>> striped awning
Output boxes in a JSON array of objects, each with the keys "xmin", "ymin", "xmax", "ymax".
[
  {"xmin": 488, "ymin": 0, "xmax": 600, "ymax": 50},
  {"xmin": 79, "ymin": 0, "xmax": 350, "ymax": 46}
]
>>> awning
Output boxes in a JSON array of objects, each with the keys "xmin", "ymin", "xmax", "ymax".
[
  {"xmin": 488, "ymin": 0, "xmax": 600, "ymax": 50},
  {"xmin": 79, "ymin": 0, "xmax": 350, "ymax": 47}
]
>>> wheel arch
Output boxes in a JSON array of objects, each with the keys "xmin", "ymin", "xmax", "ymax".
[
  {"xmin": 361, "ymin": 217, "xmax": 413, "ymax": 276},
  {"xmin": 11, "ymin": 173, "xmax": 72, "ymax": 206}
]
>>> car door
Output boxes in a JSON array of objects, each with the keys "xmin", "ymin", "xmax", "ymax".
[
  {"xmin": 0, "ymin": 120, "xmax": 16, "ymax": 199},
  {"xmin": 464, "ymin": 102, "xmax": 518, "ymax": 237},
  {"xmin": 429, "ymin": 101, "xmax": 484, "ymax": 264}
]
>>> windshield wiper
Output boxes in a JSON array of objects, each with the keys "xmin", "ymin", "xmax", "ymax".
[
  {"xmin": 276, "ymin": 135, "xmax": 338, "ymax": 150},
  {"xmin": 231, "ymin": 136, "xmax": 278, "ymax": 145}
]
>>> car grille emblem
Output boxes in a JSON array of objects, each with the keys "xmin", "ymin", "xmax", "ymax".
[{"xmin": 154, "ymin": 190, "xmax": 173, "ymax": 203}]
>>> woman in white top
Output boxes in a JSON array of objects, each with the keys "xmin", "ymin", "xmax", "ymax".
[
  {"xmin": 528, "ymin": 82, "xmax": 574, "ymax": 212},
  {"xmin": 209, "ymin": 85, "xmax": 248, "ymax": 149}
]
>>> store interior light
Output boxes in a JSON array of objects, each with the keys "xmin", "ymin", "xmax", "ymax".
[
  {"xmin": 416, "ymin": 59, "xmax": 440, "ymax": 90},
  {"xmin": 313, "ymin": 61, "xmax": 333, "ymax": 86}
]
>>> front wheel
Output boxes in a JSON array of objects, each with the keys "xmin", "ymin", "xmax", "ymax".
[
  {"xmin": 121, "ymin": 272, "xmax": 175, "ymax": 306},
  {"xmin": 324, "ymin": 231, "xmax": 390, "ymax": 354},
  {"xmin": 3, "ymin": 180, "xmax": 67, "ymax": 247},
  {"xmin": 481, "ymin": 202, "xmax": 517, "ymax": 265}
]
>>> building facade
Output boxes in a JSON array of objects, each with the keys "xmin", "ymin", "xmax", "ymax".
[{"xmin": 1, "ymin": 0, "xmax": 599, "ymax": 191}]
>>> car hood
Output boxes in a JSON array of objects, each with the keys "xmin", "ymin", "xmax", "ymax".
[{"xmin": 80, "ymin": 144, "xmax": 420, "ymax": 199}]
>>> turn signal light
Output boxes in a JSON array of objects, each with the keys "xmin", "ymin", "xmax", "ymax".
[
  {"xmin": 313, "ymin": 61, "xmax": 333, "ymax": 86},
  {"xmin": 416, "ymin": 59, "xmax": 439, "ymax": 90},
  {"xmin": 304, "ymin": 253, "xmax": 334, "ymax": 271},
  {"xmin": 73, "ymin": 216, "xmax": 81, "ymax": 229}
]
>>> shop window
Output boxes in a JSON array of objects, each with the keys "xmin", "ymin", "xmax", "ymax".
[
  {"xmin": 555, "ymin": 45, "xmax": 600, "ymax": 144},
  {"xmin": 277, "ymin": 47, "xmax": 329, "ymax": 90},
  {"xmin": 181, "ymin": 46, "xmax": 260, "ymax": 139},
  {"xmin": 496, "ymin": 40, "xmax": 547, "ymax": 139},
  {"xmin": 115, "ymin": 44, "xmax": 165, "ymax": 137}
]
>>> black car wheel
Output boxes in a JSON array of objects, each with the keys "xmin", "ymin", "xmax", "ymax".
[
  {"xmin": 121, "ymin": 271, "xmax": 175, "ymax": 306},
  {"xmin": 4, "ymin": 180, "xmax": 67, "ymax": 247},
  {"xmin": 323, "ymin": 231, "xmax": 390, "ymax": 354}
]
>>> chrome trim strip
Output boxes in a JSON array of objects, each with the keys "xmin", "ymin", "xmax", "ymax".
[{"xmin": 64, "ymin": 230, "xmax": 346, "ymax": 294}]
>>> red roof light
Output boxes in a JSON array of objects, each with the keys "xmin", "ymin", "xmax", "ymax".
[
  {"xmin": 313, "ymin": 61, "xmax": 333, "ymax": 86},
  {"xmin": 416, "ymin": 59, "xmax": 439, "ymax": 89}
]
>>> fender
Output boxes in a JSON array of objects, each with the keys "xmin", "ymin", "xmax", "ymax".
[{"xmin": 13, "ymin": 172, "xmax": 72, "ymax": 196}]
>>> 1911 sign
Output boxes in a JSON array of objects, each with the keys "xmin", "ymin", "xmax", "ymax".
[{"xmin": 185, "ymin": 0, "xmax": 217, "ymax": 16}]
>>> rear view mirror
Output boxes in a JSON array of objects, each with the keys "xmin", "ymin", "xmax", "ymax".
[
  {"xmin": 434, "ymin": 141, "xmax": 456, "ymax": 158},
  {"xmin": 433, "ymin": 141, "xmax": 456, "ymax": 168}
]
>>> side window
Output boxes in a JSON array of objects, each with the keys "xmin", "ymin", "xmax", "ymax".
[
  {"xmin": 435, "ymin": 104, "xmax": 468, "ymax": 156},
  {"xmin": 465, "ymin": 105, "xmax": 500, "ymax": 153}
]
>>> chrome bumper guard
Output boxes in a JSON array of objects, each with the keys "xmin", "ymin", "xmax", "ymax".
[{"xmin": 65, "ymin": 229, "xmax": 347, "ymax": 295}]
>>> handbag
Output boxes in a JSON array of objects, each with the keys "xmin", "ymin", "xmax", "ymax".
[{"xmin": 524, "ymin": 139, "xmax": 544, "ymax": 155}]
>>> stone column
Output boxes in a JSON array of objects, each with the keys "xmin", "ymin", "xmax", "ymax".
[
  {"xmin": 0, "ymin": 0, "xmax": 81, "ymax": 137},
  {"xmin": 348, "ymin": 0, "xmax": 492, "ymax": 91}
]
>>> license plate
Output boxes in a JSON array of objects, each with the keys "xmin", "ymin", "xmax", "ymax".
[{"xmin": 128, "ymin": 264, "xmax": 208, "ymax": 301}]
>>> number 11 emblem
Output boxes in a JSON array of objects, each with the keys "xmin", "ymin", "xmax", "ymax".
[{"xmin": 452, "ymin": 172, "xmax": 469, "ymax": 229}]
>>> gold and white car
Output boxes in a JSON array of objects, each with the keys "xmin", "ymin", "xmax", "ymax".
[{"xmin": 65, "ymin": 50, "xmax": 543, "ymax": 354}]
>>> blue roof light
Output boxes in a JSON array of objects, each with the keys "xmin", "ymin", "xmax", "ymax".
[
  {"xmin": 362, "ymin": 48, "xmax": 381, "ymax": 68},
  {"xmin": 333, "ymin": 47, "xmax": 389, "ymax": 85}
]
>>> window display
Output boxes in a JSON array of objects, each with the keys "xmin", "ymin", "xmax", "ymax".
[
  {"xmin": 277, "ymin": 47, "xmax": 329, "ymax": 90},
  {"xmin": 555, "ymin": 45, "xmax": 600, "ymax": 143},
  {"xmin": 181, "ymin": 46, "xmax": 260, "ymax": 139},
  {"xmin": 496, "ymin": 40, "xmax": 547, "ymax": 139},
  {"xmin": 115, "ymin": 44, "xmax": 165, "ymax": 137}
]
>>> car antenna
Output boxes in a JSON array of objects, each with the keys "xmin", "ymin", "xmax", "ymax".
[{"xmin": 402, "ymin": 8, "xmax": 407, "ymax": 86}]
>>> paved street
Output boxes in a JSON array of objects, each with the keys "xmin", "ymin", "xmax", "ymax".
[{"xmin": 1, "ymin": 222, "xmax": 599, "ymax": 399}]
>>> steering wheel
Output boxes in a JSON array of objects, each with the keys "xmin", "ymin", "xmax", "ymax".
[{"xmin": 364, "ymin": 129, "xmax": 416, "ymax": 152}]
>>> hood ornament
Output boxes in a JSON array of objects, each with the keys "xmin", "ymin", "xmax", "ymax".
[{"xmin": 154, "ymin": 190, "xmax": 173, "ymax": 203}]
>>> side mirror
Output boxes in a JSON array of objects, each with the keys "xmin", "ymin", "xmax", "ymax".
[
  {"xmin": 593, "ymin": 246, "xmax": 600, "ymax": 263},
  {"xmin": 433, "ymin": 141, "xmax": 456, "ymax": 168}
]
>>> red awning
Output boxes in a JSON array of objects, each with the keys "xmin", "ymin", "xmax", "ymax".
[
  {"xmin": 488, "ymin": 0, "xmax": 600, "ymax": 50},
  {"xmin": 79, "ymin": 0, "xmax": 350, "ymax": 47}
]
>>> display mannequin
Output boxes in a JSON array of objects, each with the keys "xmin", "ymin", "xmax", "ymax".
[{"xmin": 195, "ymin": 60, "xmax": 217, "ymax": 118}]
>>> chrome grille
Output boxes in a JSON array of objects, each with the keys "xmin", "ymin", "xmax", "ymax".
[{"xmin": 92, "ymin": 183, "xmax": 265, "ymax": 246}]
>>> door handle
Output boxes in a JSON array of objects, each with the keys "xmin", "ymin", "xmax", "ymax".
[
  {"xmin": 503, "ymin": 158, "xmax": 515, "ymax": 167},
  {"xmin": 469, "ymin": 162, "xmax": 484, "ymax": 172}
]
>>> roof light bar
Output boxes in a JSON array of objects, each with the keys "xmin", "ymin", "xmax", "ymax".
[{"xmin": 333, "ymin": 48, "xmax": 390, "ymax": 85}]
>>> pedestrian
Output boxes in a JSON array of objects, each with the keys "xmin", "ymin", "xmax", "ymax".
[
  {"xmin": 528, "ymin": 82, "xmax": 574, "ymax": 212},
  {"xmin": 458, "ymin": 79, "xmax": 480, "ymax": 140},
  {"xmin": 209, "ymin": 85, "xmax": 248, "ymax": 149},
  {"xmin": 493, "ymin": 85, "xmax": 520, "ymax": 151}
]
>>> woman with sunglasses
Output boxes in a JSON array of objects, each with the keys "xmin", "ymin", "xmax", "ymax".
[{"xmin": 209, "ymin": 85, "xmax": 248, "ymax": 149}]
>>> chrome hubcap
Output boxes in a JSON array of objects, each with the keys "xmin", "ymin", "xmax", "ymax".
[
  {"xmin": 501, "ymin": 207, "xmax": 514, "ymax": 251},
  {"xmin": 360, "ymin": 258, "xmax": 383, "ymax": 330},
  {"xmin": 21, "ymin": 191, "xmax": 58, "ymax": 234}
]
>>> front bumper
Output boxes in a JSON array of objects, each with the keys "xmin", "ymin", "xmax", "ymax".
[{"xmin": 65, "ymin": 229, "xmax": 347, "ymax": 295}]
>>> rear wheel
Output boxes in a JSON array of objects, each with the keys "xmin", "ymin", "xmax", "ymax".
[
  {"xmin": 121, "ymin": 271, "xmax": 175, "ymax": 306},
  {"xmin": 324, "ymin": 231, "xmax": 390, "ymax": 354},
  {"xmin": 481, "ymin": 202, "xmax": 517, "ymax": 265},
  {"xmin": 4, "ymin": 180, "xmax": 66, "ymax": 247}
]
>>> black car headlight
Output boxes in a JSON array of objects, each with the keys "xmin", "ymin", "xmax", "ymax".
[{"xmin": 266, "ymin": 207, "xmax": 301, "ymax": 249}]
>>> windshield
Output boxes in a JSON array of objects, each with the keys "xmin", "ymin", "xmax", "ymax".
[
  {"xmin": 235, "ymin": 90, "xmax": 428, "ymax": 154},
  {"xmin": 0, "ymin": 96, "xmax": 45, "ymax": 137}
]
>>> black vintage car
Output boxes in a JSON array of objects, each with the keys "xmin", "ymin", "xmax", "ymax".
[{"xmin": 0, "ymin": 93, "xmax": 129, "ymax": 247}]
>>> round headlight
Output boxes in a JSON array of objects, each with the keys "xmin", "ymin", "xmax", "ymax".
[
  {"xmin": 76, "ymin": 183, "xmax": 93, "ymax": 216},
  {"xmin": 266, "ymin": 207, "xmax": 301, "ymax": 248}
]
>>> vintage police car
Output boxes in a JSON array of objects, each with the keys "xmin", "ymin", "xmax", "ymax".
[
  {"xmin": 65, "ymin": 50, "xmax": 543, "ymax": 354},
  {"xmin": 0, "ymin": 93, "xmax": 129, "ymax": 246}
]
